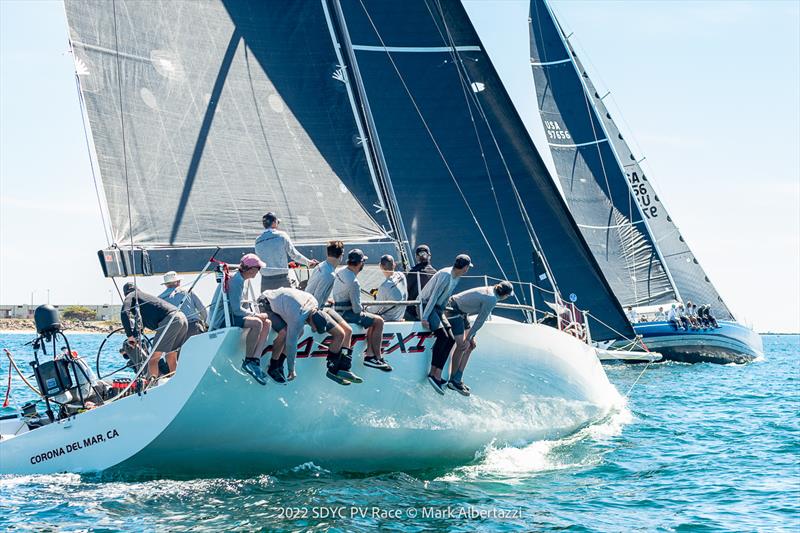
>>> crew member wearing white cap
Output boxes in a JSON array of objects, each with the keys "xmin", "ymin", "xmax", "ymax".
[
  {"xmin": 332, "ymin": 249, "xmax": 392, "ymax": 372},
  {"xmin": 445, "ymin": 281, "xmax": 514, "ymax": 396},
  {"xmin": 209, "ymin": 253, "xmax": 272, "ymax": 385},
  {"xmin": 419, "ymin": 254, "xmax": 472, "ymax": 394},
  {"xmin": 158, "ymin": 271, "xmax": 207, "ymax": 337},
  {"xmin": 255, "ymin": 212, "xmax": 318, "ymax": 292}
]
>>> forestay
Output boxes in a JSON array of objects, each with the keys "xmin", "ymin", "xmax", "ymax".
[
  {"xmin": 528, "ymin": 0, "xmax": 677, "ymax": 308},
  {"xmin": 334, "ymin": 0, "xmax": 633, "ymax": 340},
  {"xmin": 65, "ymin": 0, "xmax": 395, "ymax": 272}
]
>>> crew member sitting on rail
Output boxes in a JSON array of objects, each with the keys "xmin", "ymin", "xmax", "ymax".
[
  {"xmin": 332, "ymin": 249, "xmax": 392, "ymax": 372},
  {"xmin": 373, "ymin": 254, "xmax": 408, "ymax": 322},
  {"xmin": 667, "ymin": 304, "xmax": 683, "ymax": 331},
  {"xmin": 305, "ymin": 240, "xmax": 353, "ymax": 351},
  {"xmin": 121, "ymin": 282, "xmax": 188, "ymax": 379},
  {"xmin": 626, "ymin": 306, "xmax": 638, "ymax": 324},
  {"xmin": 420, "ymin": 254, "xmax": 472, "ymax": 394},
  {"xmin": 702, "ymin": 304, "xmax": 719, "ymax": 328},
  {"xmin": 158, "ymin": 271, "xmax": 207, "ymax": 337},
  {"xmin": 257, "ymin": 287, "xmax": 353, "ymax": 384},
  {"xmin": 209, "ymin": 254, "xmax": 272, "ymax": 385},
  {"xmin": 445, "ymin": 281, "xmax": 513, "ymax": 396},
  {"xmin": 686, "ymin": 301, "xmax": 700, "ymax": 329},
  {"xmin": 405, "ymin": 244, "xmax": 436, "ymax": 321},
  {"xmin": 655, "ymin": 306, "xmax": 666, "ymax": 321},
  {"xmin": 255, "ymin": 211, "xmax": 318, "ymax": 292},
  {"xmin": 677, "ymin": 304, "xmax": 691, "ymax": 330}
]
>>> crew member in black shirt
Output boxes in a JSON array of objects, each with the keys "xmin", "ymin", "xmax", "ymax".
[
  {"xmin": 121, "ymin": 282, "xmax": 188, "ymax": 378},
  {"xmin": 405, "ymin": 244, "xmax": 437, "ymax": 321}
]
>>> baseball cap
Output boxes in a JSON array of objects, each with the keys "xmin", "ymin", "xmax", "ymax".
[
  {"xmin": 240, "ymin": 253, "xmax": 266, "ymax": 269},
  {"xmin": 262, "ymin": 212, "xmax": 280, "ymax": 227},
  {"xmin": 453, "ymin": 254, "xmax": 473, "ymax": 269},
  {"xmin": 415, "ymin": 244, "xmax": 431, "ymax": 258},
  {"xmin": 496, "ymin": 281, "xmax": 514, "ymax": 297},
  {"xmin": 347, "ymin": 249, "xmax": 368, "ymax": 264},
  {"xmin": 122, "ymin": 282, "xmax": 136, "ymax": 295}
]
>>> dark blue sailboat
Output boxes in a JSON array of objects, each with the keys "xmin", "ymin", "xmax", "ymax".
[{"xmin": 525, "ymin": 0, "xmax": 762, "ymax": 363}]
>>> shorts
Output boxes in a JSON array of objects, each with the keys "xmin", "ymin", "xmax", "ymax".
[
  {"xmin": 308, "ymin": 309, "xmax": 337, "ymax": 334},
  {"xmin": 260, "ymin": 274, "xmax": 291, "ymax": 292},
  {"xmin": 445, "ymin": 301, "xmax": 470, "ymax": 336},
  {"xmin": 152, "ymin": 311, "xmax": 188, "ymax": 352},
  {"xmin": 341, "ymin": 309, "xmax": 378, "ymax": 328},
  {"xmin": 257, "ymin": 299, "xmax": 287, "ymax": 331},
  {"xmin": 322, "ymin": 307, "xmax": 346, "ymax": 326},
  {"xmin": 187, "ymin": 320, "xmax": 207, "ymax": 337},
  {"xmin": 425, "ymin": 305, "xmax": 450, "ymax": 331}
]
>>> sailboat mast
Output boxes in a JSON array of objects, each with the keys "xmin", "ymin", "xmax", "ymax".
[
  {"xmin": 327, "ymin": 0, "xmax": 413, "ymax": 269},
  {"xmin": 542, "ymin": 0, "xmax": 683, "ymax": 304}
]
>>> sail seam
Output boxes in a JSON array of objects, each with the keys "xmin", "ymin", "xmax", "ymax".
[
  {"xmin": 530, "ymin": 57, "xmax": 571, "ymax": 66},
  {"xmin": 548, "ymin": 138, "xmax": 608, "ymax": 148},
  {"xmin": 351, "ymin": 44, "xmax": 480, "ymax": 53}
]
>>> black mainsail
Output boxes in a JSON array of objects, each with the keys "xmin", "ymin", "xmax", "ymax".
[
  {"xmin": 528, "ymin": 0, "xmax": 733, "ymax": 318},
  {"xmin": 527, "ymin": 0, "xmax": 677, "ymax": 309}
]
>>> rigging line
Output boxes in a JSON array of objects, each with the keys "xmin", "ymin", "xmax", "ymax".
[
  {"xmin": 431, "ymin": 0, "xmax": 559, "ymax": 296},
  {"xmin": 73, "ymin": 71, "xmax": 111, "ymax": 246},
  {"xmin": 355, "ymin": 0, "xmax": 511, "ymax": 282},
  {"xmin": 585, "ymin": 310, "xmax": 637, "ymax": 343},
  {"xmin": 422, "ymin": 0, "xmax": 524, "ymax": 304},
  {"xmin": 111, "ymin": 0, "xmax": 138, "ymax": 297}
]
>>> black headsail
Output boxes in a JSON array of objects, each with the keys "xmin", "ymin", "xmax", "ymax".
[
  {"xmin": 564, "ymin": 36, "xmax": 734, "ymax": 319},
  {"xmin": 528, "ymin": 0, "xmax": 678, "ymax": 309},
  {"xmin": 64, "ymin": 0, "xmax": 398, "ymax": 275},
  {"xmin": 332, "ymin": 0, "xmax": 633, "ymax": 340}
]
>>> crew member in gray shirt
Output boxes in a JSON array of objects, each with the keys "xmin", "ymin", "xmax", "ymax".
[
  {"xmin": 419, "ymin": 254, "xmax": 472, "ymax": 394},
  {"xmin": 258, "ymin": 287, "xmax": 356, "ymax": 385},
  {"xmin": 255, "ymin": 211, "xmax": 318, "ymax": 291},
  {"xmin": 158, "ymin": 271, "xmax": 207, "ymax": 337},
  {"xmin": 445, "ymin": 281, "xmax": 514, "ymax": 396},
  {"xmin": 304, "ymin": 240, "xmax": 353, "ymax": 352},
  {"xmin": 373, "ymin": 254, "xmax": 407, "ymax": 322},
  {"xmin": 332, "ymin": 249, "xmax": 392, "ymax": 372}
]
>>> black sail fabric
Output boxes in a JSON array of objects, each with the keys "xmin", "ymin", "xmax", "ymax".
[
  {"xmin": 528, "ymin": 0, "xmax": 677, "ymax": 308},
  {"xmin": 568, "ymin": 55, "xmax": 734, "ymax": 319},
  {"xmin": 64, "ymin": 0, "xmax": 391, "ymax": 248},
  {"xmin": 336, "ymin": 0, "xmax": 633, "ymax": 340}
]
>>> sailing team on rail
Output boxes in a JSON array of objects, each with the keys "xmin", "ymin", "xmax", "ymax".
[{"xmin": 120, "ymin": 211, "xmax": 717, "ymax": 395}]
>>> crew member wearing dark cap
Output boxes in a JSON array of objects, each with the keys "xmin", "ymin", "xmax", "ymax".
[
  {"xmin": 405, "ymin": 244, "xmax": 436, "ymax": 320},
  {"xmin": 120, "ymin": 282, "xmax": 188, "ymax": 379},
  {"xmin": 331, "ymin": 249, "xmax": 392, "ymax": 372},
  {"xmin": 445, "ymin": 281, "xmax": 514, "ymax": 396},
  {"xmin": 418, "ymin": 254, "xmax": 472, "ymax": 394},
  {"xmin": 255, "ymin": 211, "xmax": 318, "ymax": 292}
]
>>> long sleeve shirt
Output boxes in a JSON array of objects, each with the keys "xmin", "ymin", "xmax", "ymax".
[
  {"xmin": 450, "ymin": 286, "xmax": 498, "ymax": 340},
  {"xmin": 158, "ymin": 286, "xmax": 207, "ymax": 324},
  {"xmin": 304, "ymin": 261, "xmax": 337, "ymax": 306},
  {"xmin": 208, "ymin": 272, "xmax": 255, "ymax": 330},
  {"xmin": 120, "ymin": 289, "xmax": 177, "ymax": 337},
  {"xmin": 331, "ymin": 267, "xmax": 362, "ymax": 313},
  {"xmin": 667, "ymin": 308, "xmax": 678, "ymax": 321},
  {"xmin": 419, "ymin": 267, "xmax": 459, "ymax": 321},
  {"xmin": 254, "ymin": 228, "xmax": 311, "ymax": 277},
  {"xmin": 263, "ymin": 288, "xmax": 318, "ymax": 374},
  {"xmin": 374, "ymin": 272, "xmax": 408, "ymax": 321}
]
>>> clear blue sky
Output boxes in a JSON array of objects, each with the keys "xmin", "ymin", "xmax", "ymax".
[{"xmin": 1, "ymin": 0, "xmax": 798, "ymax": 332}]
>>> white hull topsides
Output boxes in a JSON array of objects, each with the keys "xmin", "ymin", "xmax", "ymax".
[{"xmin": 0, "ymin": 318, "xmax": 622, "ymax": 476}]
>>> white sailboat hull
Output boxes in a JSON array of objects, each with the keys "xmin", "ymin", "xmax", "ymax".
[{"xmin": 1, "ymin": 319, "xmax": 621, "ymax": 475}]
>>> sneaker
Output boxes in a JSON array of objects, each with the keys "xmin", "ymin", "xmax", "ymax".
[
  {"xmin": 336, "ymin": 369, "xmax": 364, "ymax": 384},
  {"xmin": 267, "ymin": 365, "xmax": 287, "ymax": 385},
  {"xmin": 242, "ymin": 358, "xmax": 267, "ymax": 385},
  {"xmin": 364, "ymin": 355, "xmax": 393, "ymax": 372},
  {"xmin": 447, "ymin": 380, "xmax": 471, "ymax": 397},
  {"xmin": 428, "ymin": 375, "xmax": 446, "ymax": 395},
  {"xmin": 326, "ymin": 369, "xmax": 352, "ymax": 386}
]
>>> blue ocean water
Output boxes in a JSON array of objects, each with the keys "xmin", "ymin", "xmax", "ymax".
[{"xmin": 0, "ymin": 332, "xmax": 798, "ymax": 531}]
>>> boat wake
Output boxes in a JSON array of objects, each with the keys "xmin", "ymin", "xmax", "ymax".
[{"xmin": 437, "ymin": 400, "xmax": 631, "ymax": 481}]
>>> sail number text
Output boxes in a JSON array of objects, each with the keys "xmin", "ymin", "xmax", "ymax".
[
  {"xmin": 629, "ymin": 172, "xmax": 659, "ymax": 218},
  {"xmin": 544, "ymin": 120, "xmax": 572, "ymax": 141}
]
